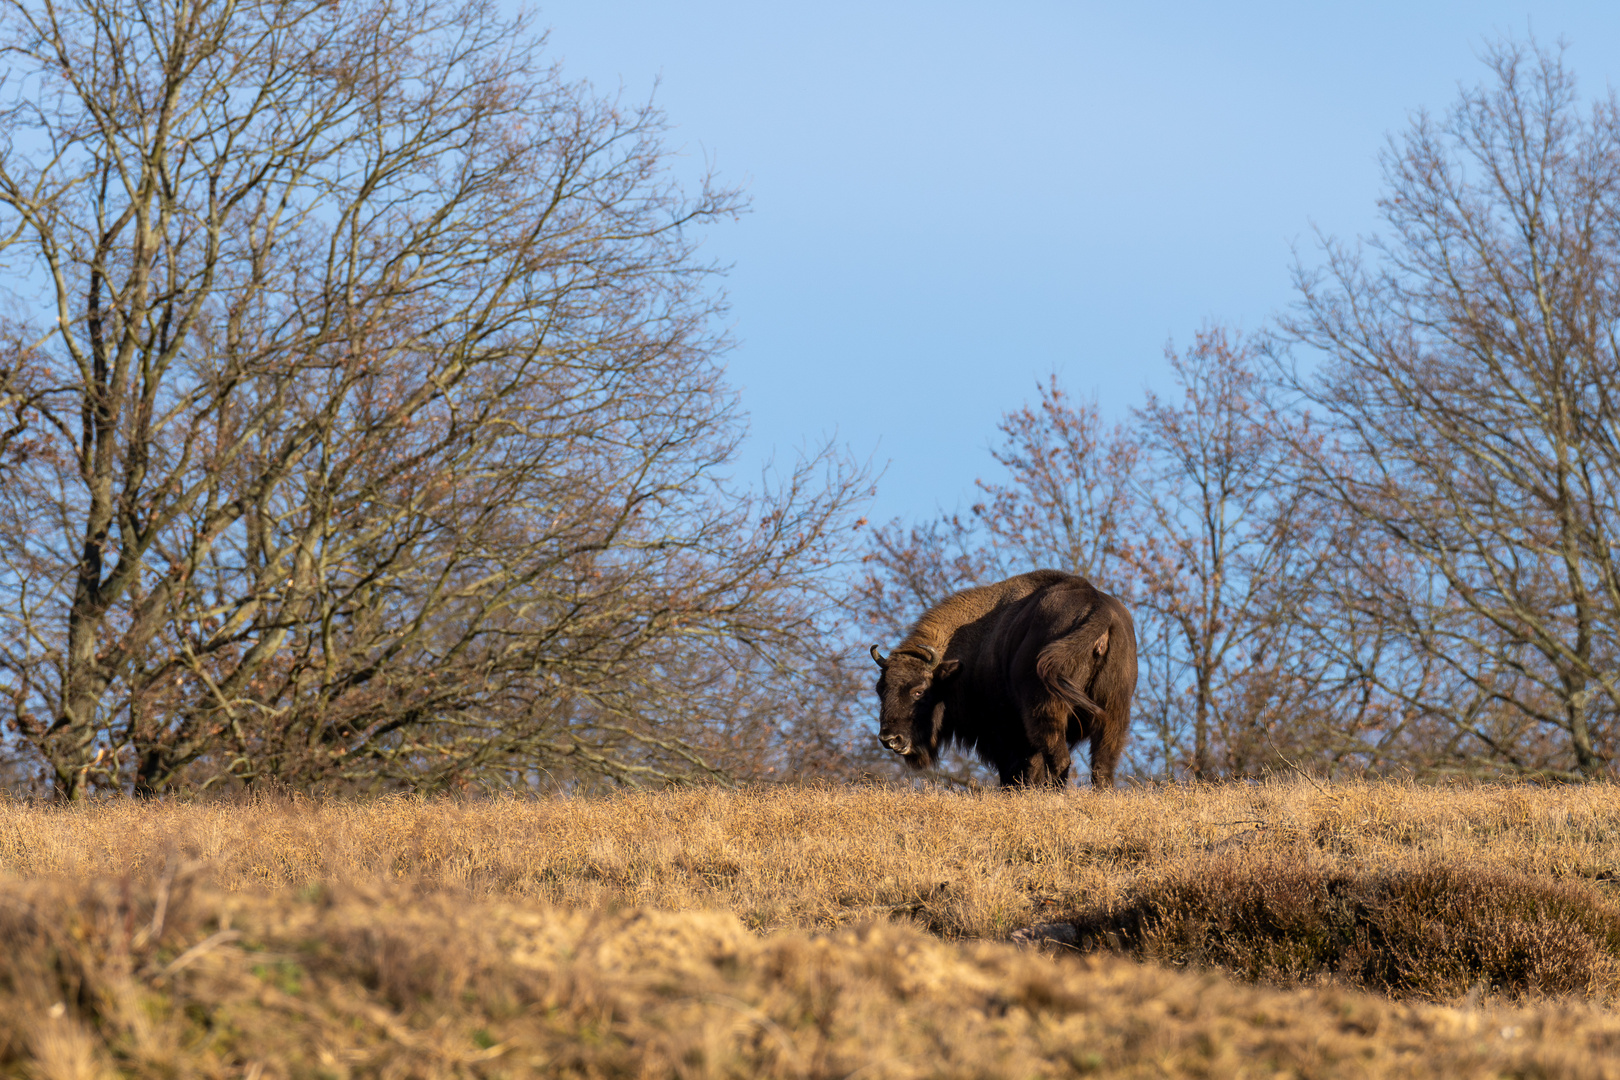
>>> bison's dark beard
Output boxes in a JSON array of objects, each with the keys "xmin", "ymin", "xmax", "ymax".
[
  {"xmin": 903, "ymin": 702, "xmax": 948, "ymax": 769},
  {"xmin": 900, "ymin": 745, "xmax": 934, "ymax": 769}
]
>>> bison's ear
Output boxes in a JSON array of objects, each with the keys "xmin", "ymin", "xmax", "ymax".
[
  {"xmin": 933, "ymin": 659, "xmax": 962, "ymax": 680},
  {"xmin": 1092, "ymin": 630, "xmax": 1110, "ymax": 658}
]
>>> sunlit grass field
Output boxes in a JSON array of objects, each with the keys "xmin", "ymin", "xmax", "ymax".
[{"xmin": 3, "ymin": 781, "xmax": 1619, "ymax": 1077}]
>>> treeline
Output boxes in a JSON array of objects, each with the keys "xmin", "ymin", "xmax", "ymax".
[
  {"xmin": 0, "ymin": 0, "xmax": 1613, "ymax": 795},
  {"xmin": 0, "ymin": 0, "xmax": 865, "ymax": 797},
  {"xmin": 855, "ymin": 42, "xmax": 1620, "ymax": 783}
]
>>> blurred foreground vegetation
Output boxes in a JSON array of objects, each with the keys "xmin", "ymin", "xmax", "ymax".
[{"xmin": 3, "ymin": 781, "xmax": 1620, "ymax": 1077}]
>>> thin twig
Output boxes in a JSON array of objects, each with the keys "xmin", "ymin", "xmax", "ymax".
[
  {"xmin": 1263, "ymin": 726, "xmax": 1336, "ymax": 800},
  {"xmin": 161, "ymin": 929, "xmax": 242, "ymax": 976}
]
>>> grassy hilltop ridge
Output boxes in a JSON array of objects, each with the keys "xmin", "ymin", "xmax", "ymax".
[{"xmin": 3, "ymin": 782, "xmax": 1620, "ymax": 1077}]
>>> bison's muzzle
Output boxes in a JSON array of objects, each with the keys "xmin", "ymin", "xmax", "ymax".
[{"xmin": 879, "ymin": 732, "xmax": 912, "ymax": 756}]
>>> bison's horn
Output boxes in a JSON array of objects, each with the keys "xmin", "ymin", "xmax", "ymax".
[
  {"xmin": 870, "ymin": 644, "xmax": 889, "ymax": 667},
  {"xmin": 916, "ymin": 644, "xmax": 938, "ymax": 665}
]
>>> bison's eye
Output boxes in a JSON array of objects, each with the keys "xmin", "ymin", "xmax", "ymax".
[{"xmin": 909, "ymin": 686, "xmax": 925, "ymax": 701}]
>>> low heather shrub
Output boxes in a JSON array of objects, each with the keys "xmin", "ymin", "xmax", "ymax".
[{"xmin": 1067, "ymin": 857, "xmax": 1620, "ymax": 1000}]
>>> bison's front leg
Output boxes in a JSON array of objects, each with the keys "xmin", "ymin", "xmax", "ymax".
[
  {"xmin": 1047, "ymin": 753, "xmax": 1073, "ymax": 787},
  {"xmin": 1001, "ymin": 752, "xmax": 1052, "ymax": 788}
]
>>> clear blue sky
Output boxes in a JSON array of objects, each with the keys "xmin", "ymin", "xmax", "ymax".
[{"xmin": 534, "ymin": 1, "xmax": 1620, "ymax": 524}]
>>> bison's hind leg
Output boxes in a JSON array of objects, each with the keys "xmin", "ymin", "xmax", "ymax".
[{"xmin": 1088, "ymin": 712, "xmax": 1125, "ymax": 788}]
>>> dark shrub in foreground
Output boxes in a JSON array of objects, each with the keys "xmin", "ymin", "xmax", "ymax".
[{"xmin": 1066, "ymin": 858, "xmax": 1620, "ymax": 1000}]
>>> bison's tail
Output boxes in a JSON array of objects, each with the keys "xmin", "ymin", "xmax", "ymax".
[{"xmin": 1033, "ymin": 608, "xmax": 1115, "ymax": 717}]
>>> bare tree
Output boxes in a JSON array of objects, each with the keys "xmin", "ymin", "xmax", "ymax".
[
  {"xmin": 0, "ymin": 0, "xmax": 862, "ymax": 797},
  {"xmin": 1122, "ymin": 327, "xmax": 1325, "ymax": 778},
  {"xmin": 854, "ymin": 380, "xmax": 1139, "ymax": 634},
  {"xmin": 1278, "ymin": 39, "xmax": 1620, "ymax": 779},
  {"xmin": 966, "ymin": 379, "xmax": 1140, "ymax": 589}
]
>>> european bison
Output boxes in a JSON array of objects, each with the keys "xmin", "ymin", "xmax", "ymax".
[{"xmin": 870, "ymin": 569, "xmax": 1136, "ymax": 788}]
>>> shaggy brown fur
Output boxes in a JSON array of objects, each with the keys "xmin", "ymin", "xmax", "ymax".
[{"xmin": 871, "ymin": 570, "xmax": 1137, "ymax": 788}]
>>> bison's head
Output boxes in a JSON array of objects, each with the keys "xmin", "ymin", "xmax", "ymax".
[{"xmin": 870, "ymin": 643, "xmax": 960, "ymax": 768}]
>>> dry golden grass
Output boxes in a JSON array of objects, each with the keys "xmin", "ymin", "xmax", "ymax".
[
  {"xmin": 5, "ymin": 780, "xmax": 1616, "ymax": 939},
  {"xmin": 2, "ymin": 780, "xmax": 1619, "ymax": 1076}
]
